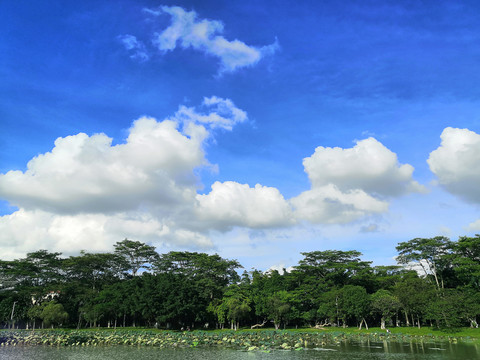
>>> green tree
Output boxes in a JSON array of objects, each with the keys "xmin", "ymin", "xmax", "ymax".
[
  {"xmin": 371, "ymin": 290, "xmax": 401, "ymax": 329},
  {"xmin": 396, "ymin": 237, "xmax": 453, "ymax": 290},
  {"xmin": 295, "ymin": 250, "xmax": 372, "ymax": 288},
  {"xmin": 224, "ymin": 287, "xmax": 251, "ymax": 331},
  {"xmin": 27, "ymin": 303, "xmax": 44, "ymax": 330},
  {"xmin": 64, "ymin": 251, "xmax": 123, "ymax": 290},
  {"xmin": 394, "ymin": 275, "xmax": 434, "ymax": 328},
  {"xmin": 114, "ymin": 239, "xmax": 159, "ymax": 276},
  {"xmin": 339, "ymin": 285, "xmax": 370, "ymax": 329},
  {"xmin": 41, "ymin": 302, "xmax": 68, "ymax": 328},
  {"xmin": 452, "ymin": 235, "xmax": 480, "ymax": 290},
  {"xmin": 266, "ymin": 290, "xmax": 292, "ymax": 330}
]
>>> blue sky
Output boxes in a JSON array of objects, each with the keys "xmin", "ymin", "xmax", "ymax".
[{"xmin": 2, "ymin": 0, "xmax": 480, "ymax": 271}]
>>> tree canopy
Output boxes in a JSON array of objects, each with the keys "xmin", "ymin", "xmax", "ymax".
[{"xmin": 1, "ymin": 235, "xmax": 479, "ymax": 330}]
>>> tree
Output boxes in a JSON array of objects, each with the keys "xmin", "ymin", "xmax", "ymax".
[
  {"xmin": 64, "ymin": 251, "xmax": 123, "ymax": 290},
  {"xmin": 394, "ymin": 275, "xmax": 434, "ymax": 328},
  {"xmin": 41, "ymin": 302, "xmax": 68, "ymax": 328},
  {"xmin": 295, "ymin": 250, "xmax": 372, "ymax": 287},
  {"xmin": 371, "ymin": 290, "xmax": 401, "ymax": 329},
  {"xmin": 317, "ymin": 289, "xmax": 339, "ymax": 326},
  {"xmin": 339, "ymin": 285, "xmax": 370, "ymax": 329},
  {"xmin": 457, "ymin": 288, "xmax": 480, "ymax": 328},
  {"xmin": 0, "ymin": 250, "xmax": 63, "ymax": 288},
  {"xmin": 223, "ymin": 286, "xmax": 251, "ymax": 331},
  {"xmin": 292, "ymin": 250, "xmax": 372, "ymax": 325},
  {"xmin": 27, "ymin": 303, "xmax": 43, "ymax": 330},
  {"xmin": 265, "ymin": 291, "xmax": 292, "ymax": 330},
  {"xmin": 114, "ymin": 239, "xmax": 159, "ymax": 276},
  {"xmin": 452, "ymin": 235, "xmax": 480, "ymax": 290},
  {"xmin": 396, "ymin": 237, "xmax": 453, "ymax": 290},
  {"xmin": 207, "ymin": 298, "xmax": 228, "ymax": 329}
]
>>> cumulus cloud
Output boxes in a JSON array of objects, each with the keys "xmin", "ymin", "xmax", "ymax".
[
  {"xmin": 304, "ymin": 138, "xmax": 426, "ymax": 197},
  {"xmin": 428, "ymin": 127, "xmax": 480, "ymax": 203},
  {"xmin": 0, "ymin": 209, "xmax": 212, "ymax": 260},
  {"xmin": 0, "ymin": 96, "xmax": 247, "ymax": 216},
  {"xmin": 0, "ymin": 103, "xmax": 424, "ymax": 258},
  {"xmin": 196, "ymin": 181, "xmax": 294, "ymax": 230},
  {"xmin": 0, "ymin": 97, "xmax": 248, "ymax": 258},
  {"xmin": 0, "ymin": 119, "xmax": 205, "ymax": 214},
  {"xmin": 118, "ymin": 34, "xmax": 150, "ymax": 62},
  {"xmin": 291, "ymin": 138, "xmax": 423, "ymax": 224},
  {"xmin": 147, "ymin": 5, "xmax": 278, "ymax": 72},
  {"xmin": 291, "ymin": 184, "xmax": 388, "ymax": 224}
]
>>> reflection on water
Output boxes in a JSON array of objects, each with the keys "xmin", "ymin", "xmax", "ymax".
[{"xmin": 0, "ymin": 340, "xmax": 478, "ymax": 360}]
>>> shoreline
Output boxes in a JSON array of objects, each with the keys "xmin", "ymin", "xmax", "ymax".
[{"xmin": 1, "ymin": 328, "xmax": 479, "ymax": 350}]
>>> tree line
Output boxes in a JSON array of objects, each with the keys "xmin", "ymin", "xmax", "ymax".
[{"xmin": 0, "ymin": 235, "xmax": 479, "ymax": 330}]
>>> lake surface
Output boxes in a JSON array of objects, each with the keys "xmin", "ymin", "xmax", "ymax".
[{"xmin": 0, "ymin": 340, "xmax": 479, "ymax": 360}]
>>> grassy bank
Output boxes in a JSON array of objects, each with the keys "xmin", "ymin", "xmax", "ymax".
[{"xmin": 1, "ymin": 327, "xmax": 479, "ymax": 349}]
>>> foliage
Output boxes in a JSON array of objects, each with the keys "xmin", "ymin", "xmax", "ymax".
[{"xmin": 0, "ymin": 236, "xmax": 480, "ymax": 331}]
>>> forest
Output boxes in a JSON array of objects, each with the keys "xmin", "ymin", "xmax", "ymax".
[{"xmin": 1, "ymin": 235, "xmax": 479, "ymax": 331}]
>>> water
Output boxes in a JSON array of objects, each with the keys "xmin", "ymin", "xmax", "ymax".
[{"xmin": 0, "ymin": 340, "xmax": 478, "ymax": 360}]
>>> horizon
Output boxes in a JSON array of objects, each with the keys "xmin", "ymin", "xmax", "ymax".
[{"xmin": 2, "ymin": 0, "xmax": 480, "ymax": 272}]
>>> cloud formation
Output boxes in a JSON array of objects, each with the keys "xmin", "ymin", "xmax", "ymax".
[
  {"xmin": 291, "ymin": 138, "xmax": 425, "ymax": 224},
  {"xmin": 146, "ymin": 5, "xmax": 278, "ymax": 72},
  {"xmin": 196, "ymin": 181, "xmax": 294, "ymax": 230},
  {"xmin": 428, "ymin": 127, "xmax": 480, "ymax": 203},
  {"xmin": 0, "ymin": 97, "xmax": 246, "ymax": 258},
  {"xmin": 118, "ymin": 34, "xmax": 150, "ymax": 62},
  {"xmin": 0, "ymin": 101, "xmax": 423, "ymax": 259},
  {"xmin": 304, "ymin": 138, "xmax": 425, "ymax": 197},
  {"xmin": 0, "ymin": 118, "xmax": 205, "ymax": 214},
  {"xmin": 0, "ymin": 209, "xmax": 212, "ymax": 260},
  {"xmin": 174, "ymin": 96, "xmax": 247, "ymax": 130}
]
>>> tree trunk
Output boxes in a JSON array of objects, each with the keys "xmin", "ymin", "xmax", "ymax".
[
  {"xmin": 359, "ymin": 318, "xmax": 368, "ymax": 330},
  {"xmin": 417, "ymin": 316, "xmax": 421, "ymax": 329},
  {"xmin": 380, "ymin": 317, "xmax": 386, "ymax": 330},
  {"xmin": 404, "ymin": 311, "xmax": 410, "ymax": 327}
]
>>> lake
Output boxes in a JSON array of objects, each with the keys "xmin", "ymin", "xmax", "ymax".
[{"xmin": 0, "ymin": 340, "xmax": 479, "ymax": 360}]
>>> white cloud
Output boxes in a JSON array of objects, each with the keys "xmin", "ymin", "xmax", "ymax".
[
  {"xmin": 0, "ymin": 97, "xmax": 247, "ymax": 259},
  {"xmin": 149, "ymin": 5, "xmax": 278, "ymax": 72},
  {"xmin": 428, "ymin": 127, "xmax": 480, "ymax": 203},
  {"xmin": 467, "ymin": 219, "xmax": 480, "ymax": 231},
  {"xmin": 0, "ymin": 103, "xmax": 424, "ymax": 259},
  {"xmin": 174, "ymin": 96, "xmax": 247, "ymax": 130},
  {"xmin": 304, "ymin": 137, "xmax": 426, "ymax": 197},
  {"xmin": 196, "ymin": 181, "xmax": 294, "ymax": 230},
  {"xmin": 118, "ymin": 34, "xmax": 150, "ymax": 62},
  {"xmin": 0, "ymin": 209, "xmax": 212, "ymax": 260},
  {"xmin": 0, "ymin": 97, "xmax": 247, "ymax": 216},
  {"xmin": 0, "ymin": 119, "xmax": 205, "ymax": 214},
  {"xmin": 267, "ymin": 263, "xmax": 294, "ymax": 275},
  {"xmin": 291, "ymin": 184, "xmax": 388, "ymax": 224},
  {"xmin": 291, "ymin": 138, "xmax": 423, "ymax": 224}
]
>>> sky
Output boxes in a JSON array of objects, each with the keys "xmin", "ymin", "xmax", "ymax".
[{"xmin": 2, "ymin": 0, "xmax": 480, "ymax": 271}]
